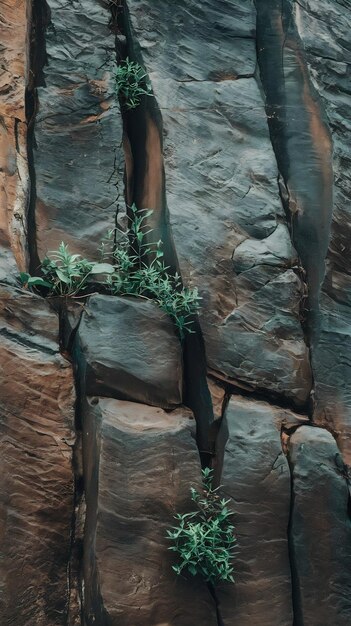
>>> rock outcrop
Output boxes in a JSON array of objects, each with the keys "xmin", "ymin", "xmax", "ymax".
[{"xmin": 0, "ymin": 0, "xmax": 351, "ymax": 624}]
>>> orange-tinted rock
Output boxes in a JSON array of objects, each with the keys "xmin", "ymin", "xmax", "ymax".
[
  {"xmin": 0, "ymin": 0, "xmax": 29, "ymax": 273},
  {"xmin": 0, "ymin": 285, "xmax": 76, "ymax": 625},
  {"xmin": 82, "ymin": 397, "xmax": 217, "ymax": 626}
]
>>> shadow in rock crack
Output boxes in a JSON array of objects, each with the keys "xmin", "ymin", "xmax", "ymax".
[
  {"xmin": 114, "ymin": 0, "xmax": 215, "ymax": 461},
  {"xmin": 26, "ymin": 0, "xmax": 50, "ymax": 275}
]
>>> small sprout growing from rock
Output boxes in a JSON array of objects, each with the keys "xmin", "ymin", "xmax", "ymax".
[{"xmin": 115, "ymin": 57, "xmax": 152, "ymax": 109}]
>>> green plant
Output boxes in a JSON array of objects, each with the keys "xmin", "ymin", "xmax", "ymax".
[
  {"xmin": 106, "ymin": 204, "xmax": 201, "ymax": 337},
  {"xmin": 18, "ymin": 207, "xmax": 200, "ymax": 336},
  {"xmin": 20, "ymin": 242, "xmax": 114, "ymax": 297},
  {"xmin": 166, "ymin": 468, "xmax": 236, "ymax": 585},
  {"xmin": 115, "ymin": 58, "xmax": 152, "ymax": 109}
]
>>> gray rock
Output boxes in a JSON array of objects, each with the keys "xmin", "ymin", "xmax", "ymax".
[
  {"xmin": 288, "ymin": 425, "xmax": 351, "ymax": 625},
  {"xmin": 126, "ymin": 0, "xmax": 311, "ymax": 406},
  {"xmin": 34, "ymin": 0, "xmax": 124, "ymax": 260},
  {"xmin": 214, "ymin": 396, "xmax": 294, "ymax": 626},
  {"xmin": 0, "ymin": 284, "xmax": 75, "ymax": 625},
  {"xmin": 74, "ymin": 294, "xmax": 183, "ymax": 408},
  {"xmin": 82, "ymin": 397, "xmax": 218, "ymax": 626}
]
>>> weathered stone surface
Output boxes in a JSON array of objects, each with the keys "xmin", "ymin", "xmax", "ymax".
[
  {"xmin": 0, "ymin": 284, "xmax": 75, "ymax": 625},
  {"xmin": 0, "ymin": 0, "xmax": 29, "ymax": 275},
  {"xmin": 74, "ymin": 294, "xmax": 183, "ymax": 408},
  {"xmin": 293, "ymin": 0, "xmax": 351, "ymax": 462},
  {"xmin": 214, "ymin": 396, "xmax": 294, "ymax": 626},
  {"xmin": 126, "ymin": 0, "xmax": 311, "ymax": 407},
  {"xmin": 82, "ymin": 397, "xmax": 217, "ymax": 625},
  {"xmin": 288, "ymin": 426, "xmax": 351, "ymax": 625},
  {"xmin": 34, "ymin": 0, "xmax": 124, "ymax": 260}
]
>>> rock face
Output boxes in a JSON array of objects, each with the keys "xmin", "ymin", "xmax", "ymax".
[
  {"xmin": 125, "ymin": 0, "xmax": 312, "ymax": 408},
  {"xmin": 1, "ymin": 0, "xmax": 351, "ymax": 624},
  {"xmin": 0, "ymin": 285, "xmax": 75, "ymax": 625},
  {"xmin": 288, "ymin": 426, "xmax": 351, "ymax": 625},
  {"xmin": 33, "ymin": 0, "xmax": 124, "ymax": 261},
  {"xmin": 214, "ymin": 396, "xmax": 294, "ymax": 626},
  {"xmin": 82, "ymin": 397, "xmax": 217, "ymax": 625},
  {"xmin": 74, "ymin": 294, "xmax": 183, "ymax": 408}
]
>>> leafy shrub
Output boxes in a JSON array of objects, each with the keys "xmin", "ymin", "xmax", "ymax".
[
  {"xmin": 115, "ymin": 57, "xmax": 152, "ymax": 109},
  {"xmin": 105, "ymin": 204, "xmax": 201, "ymax": 337},
  {"xmin": 166, "ymin": 468, "xmax": 236, "ymax": 584},
  {"xmin": 20, "ymin": 242, "xmax": 114, "ymax": 297},
  {"xmin": 18, "ymin": 207, "xmax": 200, "ymax": 336}
]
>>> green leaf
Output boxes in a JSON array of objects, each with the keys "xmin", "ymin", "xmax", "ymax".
[{"xmin": 90, "ymin": 263, "xmax": 115, "ymax": 275}]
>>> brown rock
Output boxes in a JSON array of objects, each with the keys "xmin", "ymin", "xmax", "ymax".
[
  {"xmin": 0, "ymin": 284, "xmax": 75, "ymax": 625},
  {"xmin": 82, "ymin": 397, "xmax": 217, "ymax": 625}
]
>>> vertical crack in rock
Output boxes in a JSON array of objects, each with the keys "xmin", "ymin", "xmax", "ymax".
[
  {"xmin": 254, "ymin": 0, "xmax": 333, "ymax": 341},
  {"xmin": 115, "ymin": 0, "xmax": 215, "ymax": 460},
  {"xmin": 26, "ymin": 0, "xmax": 49, "ymax": 274},
  {"xmin": 284, "ymin": 427, "xmax": 304, "ymax": 626}
]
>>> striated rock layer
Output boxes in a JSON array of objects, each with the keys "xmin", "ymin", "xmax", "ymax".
[{"xmin": 0, "ymin": 285, "xmax": 76, "ymax": 625}]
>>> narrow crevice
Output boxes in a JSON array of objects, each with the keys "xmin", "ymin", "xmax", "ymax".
[
  {"xmin": 285, "ymin": 434, "xmax": 305, "ymax": 626},
  {"xmin": 26, "ymin": 0, "xmax": 50, "ymax": 274},
  {"xmin": 113, "ymin": 0, "xmax": 215, "ymax": 463},
  {"xmin": 208, "ymin": 582, "xmax": 225, "ymax": 626}
]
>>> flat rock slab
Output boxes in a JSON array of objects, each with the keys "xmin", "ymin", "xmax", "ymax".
[
  {"xmin": 0, "ymin": 284, "xmax": 75, "ymax": 626},
  {"xmin": 214, "ymin": 396, "xmax": 294, "ymax": 626},
  {"xmin": 288, "ymin": 426, "xmax": 351, "ymax": 626},
  {"xmin": 82, "ymin": 397, "xmax": 218, "ymax": 626},
  {"xmin": 74, "ymin": 295, "xmax": 183, "ymax": 408},
  {"xmin": 34, "ymin": 0, "xmax": 124, "ymax": 260}
]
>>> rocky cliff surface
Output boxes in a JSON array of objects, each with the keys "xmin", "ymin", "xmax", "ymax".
[{"xmin": 0, "ymin": 0, "xmax": 350, "ymax": 625}]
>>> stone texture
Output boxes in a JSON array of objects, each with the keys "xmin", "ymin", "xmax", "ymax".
[
  {"xmin": 74, "ymin": 294, "xmax": 183, "ymax": 408},
  {"xmin": 288, "ymin": 425, "xmax": 351, "ymax": 625},
  {"xmin": 34, "ymin": 0, "xmax": 124, "ymax": 260},
  {"xmin": 0, "ymin": 0, "xmax": 29, "ymax": 275},
  {"xmin": 82, "ymin": 397, "xmax": 217, "ymax": 626},
  {"xmin": 214, "ymin": 396, "xmax": 294, "ymax": 626},
  {"xmin": 126, "ymin": 0, "xmax": 312, "ymax": 407},
  {"xmin": 293, "ymin": 0, "xmax": 351, "ymax": 463},
  {"xmin": 0, "ymin": 284, "xmax": 75, "ymax": 625}
]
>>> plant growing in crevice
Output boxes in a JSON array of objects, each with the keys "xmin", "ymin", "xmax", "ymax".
[
  {"xmin": 18, "ymin": 206, "xmax": 200, "ymax": 337},
  {"xmin": 19, "ymin": 242, "xmax": 114, "ymax": 297},
  {"xmin": 104, "ymin": 204, "xmax": 201, "ymax": 337},
  {"xmin": 166, "ymin": 468, "xmax": 236, "ymax": 584},
  {"xmin": 115, "ymin": 57, "xmax": 152, "ymax": 109}
]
